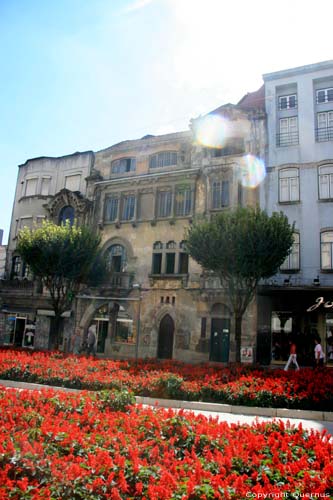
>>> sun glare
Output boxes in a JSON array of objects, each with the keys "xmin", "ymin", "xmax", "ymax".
[
  {"xmin": 239, "ymin": 154, "xmax": 266, "ymax": 189},
  {"xmin": 194, "ymin": 114, "xmax": 227, "ymax": 148}
]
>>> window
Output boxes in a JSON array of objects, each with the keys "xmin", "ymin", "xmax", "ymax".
[
  {"xmin": 152, "ymin": 253, "xmax": 162, "ymax": 274},
  {"xmin": 149, "ymin": 151, "xmax": 177, "ymax": 168},
  {"xmin": 115, "ymin": 317, "xmax": 134, "ymax": 343},
  {"xmin": 316, "ymin": 112, "xmax": 333, "ymax": 142},
  {"xmin": 319, "ymin": 165, "xmax": 333, "ymax": 199},
  {"xmin": 166, "ymin": 253, "xmax": 175, "ymax": 274},
  {"xmin": 111, "ymin": 158, "xmax": 136, "ymax": 174},
  {"xmin": 11, "ymin": 256, "xmax": 22, "ymax": 279},
  {"xmin": 58, "ymin": 206, "xmax": 75, "ymax": 226},
  {"xmin": 278, "ymin": 117, "xmax": 299, "ymax": 146},
  {"xmin": 152, "ymin": 241, "xmax": 163, "ymax": 274},
  {"xmin": 25, "ymin": 178, "xmax": 38, "ymax": 196},
  {"xmin": 175, "ymin": 187, "xmax": 193, "ymax": 216},
  {"xmin": 105, "ymin": 196, "xmax": 119, "ymax": 222},
  {"xmin": 166, "ymin": 241, "xmax": 176, "ymax": 274},
  {"xmin": 40, "ymin": 177, "xmax": 51, "ymax": 196},
  {"xmin": 211, "ymin": 180, "xmax": 229, "ymax": 209},
  {"xmin": 65, "ymin": 174, "xmax": 81, "ymax": 191},
  {"xmin": 179, "ymin": 242, "xmax": 189, "ymax": 274},
  {"xmin": 278, "ymin": 94, "xmax": 297, "ymax": 110},
  {"xmin": 121, "ymin": 195, "xmax": 135, "ymax": 221},
  {"xmin": 178, "ymin": 252, "xmax": 189, "ymax": 273},
  {"xmin": 20, "ymin": 217, "xmax": 33, "ymax": 230},
  {"xmin": 105, "ymin": 244, "xmax": 127, "ymax": 272},
  {"xmin": 279, "ymin": 168, "xmax": 299, "ymax": 202},
  {"xmin": 316, "ymin": 88, "xmax": 333, "ymax": 104},
  {"xmin": 280, "ymin": 233, "xmax": 300, "ymax": 271},
  {"xmin": 157, "ymin": 191, "xmax": 172, "ymax": 217},
  {"xmin": 321, "ymin": 231, "xmax": 333, "ymax": 270}
]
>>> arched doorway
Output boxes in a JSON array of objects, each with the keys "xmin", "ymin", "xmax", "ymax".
[
  {"xmin": 157, "ymin": 314, "xmax": 174, "ymax": 359},
  {"xmin": 210, "ymin": 303, "xmax": 230, "ymax": 362}
]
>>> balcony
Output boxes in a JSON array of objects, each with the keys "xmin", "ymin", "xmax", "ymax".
[
  {"xmin": 110, "ymin": 272, "xmax": 134, "ymax": 290},
  {"xmin": 276, "ymin": 131, "xmax": 299, "ymax": 147},
  {"xmin": 0, "ymin": 279, "xmax": 34, "ymax": 291},
  {"xmin": 316, "ymin": 126, "xmax": 333, "ymax": 142}
]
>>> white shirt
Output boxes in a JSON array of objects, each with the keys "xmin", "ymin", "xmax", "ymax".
[{"xmin": 315, "ymin": 343, "xmax": 325, "ymax": 359}]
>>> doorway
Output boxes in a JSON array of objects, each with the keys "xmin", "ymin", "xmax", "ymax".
[
  {"xmin": 210, "ymin": 318, "xmax": 230, "ymax": 362},
  {"xmin": 157, "ymin": 314, "xmax": 174, "ymax": 359}
]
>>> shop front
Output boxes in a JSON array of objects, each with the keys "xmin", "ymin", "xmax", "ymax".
[
  {"xmin": 0, "ymin": 311, "xmax": 36, "ymax": 348},
  {"xmin": 257, "ymin": 287, "xmax": 333, "ymax": 367}
]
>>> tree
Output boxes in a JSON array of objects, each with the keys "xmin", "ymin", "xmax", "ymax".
[
  {"xmin": 186, "ymin": 207, "xmax": 294, "ymax": 362},
  {"xmin": 17, "ymin": 221, "xmax": 105, "ymax": 349}
]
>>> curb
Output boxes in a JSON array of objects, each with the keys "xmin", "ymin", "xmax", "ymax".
[
  {"xmin": 0, "ymin": 380, "xmax": 331, "ymax": 422},
  {"xmin": 136, "ymin": 396, "xmax": 333, "ymax": 422}
]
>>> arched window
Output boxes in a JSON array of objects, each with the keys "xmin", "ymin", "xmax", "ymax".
[
  {"xmin": 153, "ymin": 241, "xmax": 163, "ymax": 250},
  {"xmin": 58, "ymin": 206, "xmax": 75, "ymax": 226},
  {"xmin": 105, "ymin": 244, "xmax": 127, "ymax": 272}
]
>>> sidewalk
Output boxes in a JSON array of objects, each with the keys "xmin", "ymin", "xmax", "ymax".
[{"xmin": 1, "ymin": 379, "xmax": 332, "ymax": 436}]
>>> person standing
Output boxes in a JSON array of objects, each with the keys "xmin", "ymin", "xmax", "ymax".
[
  {"xmin": 284, "ymin": 340, "xmax": 300, "ymax": 371},
  {"xmin": 314, "ymin": 338, "xmax": 325, "ymax": 367},
  {"xmin": 87, "ymin": 324, "xmax": 97, "ymax": 357}
]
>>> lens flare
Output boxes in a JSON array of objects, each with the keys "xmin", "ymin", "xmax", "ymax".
[
  {"xmin": 194, "ymin": 114, "xmax": 227, "ymax": 148},
  {"xmin": 240, "ymin": 154, "xmax": 266, "ymax": 188}
]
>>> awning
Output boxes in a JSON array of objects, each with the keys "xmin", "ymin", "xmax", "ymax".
[{"xmin": 37, "ymin": 309, "xmax": 71, "ymax": 318}]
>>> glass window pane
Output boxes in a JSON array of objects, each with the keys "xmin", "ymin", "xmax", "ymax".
[
  {"xmin": 166, "ymin": 253, "xmax": 175, "ymax": 274},
  {"xmin": 152, "ymin": 253, "xmax": 162, "ymax": 274}
]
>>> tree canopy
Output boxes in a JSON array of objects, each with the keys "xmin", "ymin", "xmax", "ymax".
[
  {"xmin": 17, "ymin": 221, "xmax": 104, "ymax": 348},
  {"xmin": 186, "ymin": 207, "xmax": 294, "ymax": 362}
]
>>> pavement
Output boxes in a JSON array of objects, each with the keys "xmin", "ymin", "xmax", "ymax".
[{"xmin": 1, "ymin": 379, "xmax": 332, "ymax": 436}]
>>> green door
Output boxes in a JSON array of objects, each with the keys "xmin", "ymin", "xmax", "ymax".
[{"xmin": 210, "ymin": 318, "xmax": 230, "ymax": 362}]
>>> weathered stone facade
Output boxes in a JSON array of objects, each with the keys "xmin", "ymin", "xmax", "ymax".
[{"xmin": 0, "ymin": 95, "xmax": 266, "ymax": 363}]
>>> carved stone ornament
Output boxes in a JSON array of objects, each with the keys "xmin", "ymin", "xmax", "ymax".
[{"xmin": 43, "ymin": 188, "xmax": 92, "ymax": 221}]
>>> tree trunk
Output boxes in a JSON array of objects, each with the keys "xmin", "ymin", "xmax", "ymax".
[{"xmin": 235, "ymin": 314, "xmax": 243, "ymax": 363}]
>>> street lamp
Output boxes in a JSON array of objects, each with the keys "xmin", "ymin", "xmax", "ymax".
[{"xmin": 132, "ymin": 283, "xmax": 141, "ymax": 363}]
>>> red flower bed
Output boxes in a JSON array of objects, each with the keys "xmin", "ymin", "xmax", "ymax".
[
  {"xmin": 0, "ymin": 348, "xmax": 332, "ymax": 410},
  {"xmin": 0, "ymin": 386, "xmax": 332, "ymax": 499}
]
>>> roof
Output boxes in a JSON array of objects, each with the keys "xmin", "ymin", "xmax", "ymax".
[{"xmin": 236, "ymin": 85, "xmax": 265, "ymax": 111}]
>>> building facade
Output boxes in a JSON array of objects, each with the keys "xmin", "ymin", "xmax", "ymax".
[
  {"xmin": 0, "ymin": 96, "xmax": 265, "ymax": 362},
  {"xmin": 0, "ymin": 152, "xmax": 94, "ymax": 350},
  {"xmin": 258, "ymin": 60, "xmax": 333, "ymax": 366}
]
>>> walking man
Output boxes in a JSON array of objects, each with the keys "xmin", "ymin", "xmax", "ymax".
[{"xmin": 284, "ymin": 340, "xmax": 300, "ymax": 371}]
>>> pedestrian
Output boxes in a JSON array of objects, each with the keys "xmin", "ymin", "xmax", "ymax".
[
  {"xmin": 87, "ymin": 324, "xmax": 97, "ymax": 357},
  {"xmin": 72, "ymin": 327, "xmax": 82, "ymax": 355},
  {"xmin": 314, "ymin": 337, "xmax": 325, "ymax": 367},
  {"xmin": 284, "ymin": 339, "xmax": 300, "ymax": 371}
]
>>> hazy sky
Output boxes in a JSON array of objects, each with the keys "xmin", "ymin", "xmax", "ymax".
[{"xmin": 1, "ymin": 0, "xmax": 332, "ymax": 243}]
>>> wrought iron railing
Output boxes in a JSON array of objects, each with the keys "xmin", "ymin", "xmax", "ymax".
[
  {"xmin": 276, "ymin": 131, "xmax": 299, "ymax": 147},
  {"xmin": 316, "ymin": 126, "xmax": 333, "ymax": 142}
]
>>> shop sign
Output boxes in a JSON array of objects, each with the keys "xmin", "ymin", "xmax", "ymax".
[
  {"xmin": 241, "ymin": 347, "xmax": 253, "ymax": 363},
  {"xmin": 307, "ymin": 296, "xmax": 333, "ymax": 312}
]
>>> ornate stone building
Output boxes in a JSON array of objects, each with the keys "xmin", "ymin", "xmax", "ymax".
[{"xmin": 0, "ymin": 92, "xmax": 266, "ymax": 362}]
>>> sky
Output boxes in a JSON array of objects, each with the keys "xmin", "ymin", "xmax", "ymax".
[{"xmin": 1, "ymin": 0, "xmax": 333, "ymax": 244}]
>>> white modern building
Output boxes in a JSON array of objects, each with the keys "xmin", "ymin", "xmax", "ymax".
[{"xmin": 258, "ymin": 60, "xmax": 333, "ymax": 366}]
